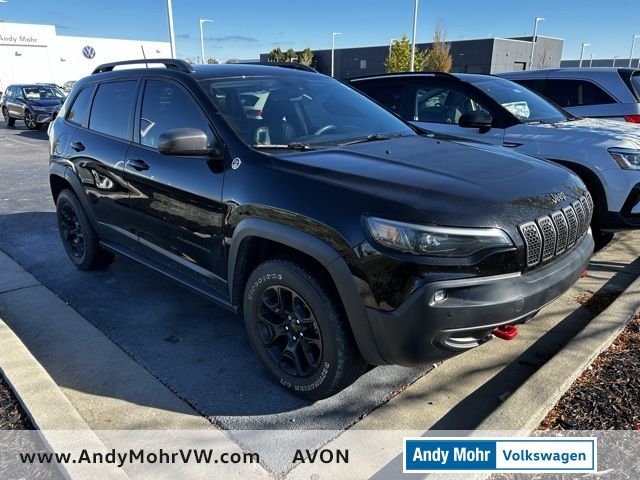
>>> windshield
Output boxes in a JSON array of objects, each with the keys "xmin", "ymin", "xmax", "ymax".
[
  {"xmin": 198, "ymin": 75, "xmax": 414, "ymax": 148},
  {"xmin": 22, "ymin": 86, "xmax": 64, "ymax": 100},
  {"xmin": 464, "ymin": 75, "xmax": 569, "ymax": 123}
]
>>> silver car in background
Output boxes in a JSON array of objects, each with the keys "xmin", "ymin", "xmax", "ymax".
[{"xmin": 499, "ymin": 68, "xmax": 640, "ymax": 124}]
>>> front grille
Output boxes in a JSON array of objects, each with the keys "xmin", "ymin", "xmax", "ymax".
[{"xmin": 519, "ymin": 194, "xmax": 592, "ymax": 269}]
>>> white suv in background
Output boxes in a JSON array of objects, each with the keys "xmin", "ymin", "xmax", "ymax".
[
  {"xmin": 348, "ymin": 73, "xmax": 640, "ymax": 244},
  {"xmin": 499, "ymin": 68, "xmax": 640, "ymax": 124}
]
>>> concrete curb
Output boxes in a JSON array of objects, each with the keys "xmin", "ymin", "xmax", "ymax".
[
  {"xmin": 0, "ymin": 318, "xmax": 129, "ymax": 479},
  {"xmin": 477, "ymin": 274, "xmax": 640, "ymax": 433}
]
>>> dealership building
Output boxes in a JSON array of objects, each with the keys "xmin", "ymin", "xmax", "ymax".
[
  {"xmin": 261, "ymin": 35, "xmax": 564, "ymax": 79},
  {"xmin": 0, "ymin": 22, "xmax": 170, "ymax": 92}
]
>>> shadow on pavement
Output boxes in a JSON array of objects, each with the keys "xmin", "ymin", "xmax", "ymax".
[{"xmin": 0, "ymin": 211, "xmax": 430, "ymax": 430}]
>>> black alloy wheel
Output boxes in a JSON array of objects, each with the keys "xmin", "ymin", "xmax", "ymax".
[
  {"xmin": 257, "ymin": 285, "xmax": 323, "ymax": 378},
  {"xmin": 59, "ymin": 202, "xmax": 85, "ymax": 259}
]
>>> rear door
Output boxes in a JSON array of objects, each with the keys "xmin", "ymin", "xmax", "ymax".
[
  {"xmin": 124, "ymin": 78, "xmax": 227, "ymax": 292},
  {"xmin": 540, "ymin": 79, "xmax": 619, "ymax": 118},
  {"xmin": 65, "ymin": 80, "xmax": 139, "ymax": 249}
]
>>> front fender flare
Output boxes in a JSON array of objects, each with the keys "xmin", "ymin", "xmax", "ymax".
[{"xmin": 228, "ymin": 218, "xmax": 385, "ymax": 365}]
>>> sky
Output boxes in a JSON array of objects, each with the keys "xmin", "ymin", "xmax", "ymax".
[{"xmin": 1, "ymin": 0, "xmax": 639, "ymax": 62}]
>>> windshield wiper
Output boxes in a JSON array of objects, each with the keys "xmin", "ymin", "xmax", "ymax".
[
  {"xmin": 526, "ymin": 120, "xmax": 559, "ymax": 128},
  {"xmin": 338, "ymin": 133, "xmax": 401, "ymax": 146},
  {"xmin": 252, "ymin": 142, "xmax": 317, "ymax": 151}
]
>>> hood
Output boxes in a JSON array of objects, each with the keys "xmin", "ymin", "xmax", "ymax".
[
  {"xmin": 272, "ymin": 135, "xmax": 587, "ymax": 234},
  {"xmin": 519, "ymin": 118, "xmax": 640, "ymax": 150},
  {"xmin": 28, "ymin": 98, "xmax": 64, "ymax": 108}
]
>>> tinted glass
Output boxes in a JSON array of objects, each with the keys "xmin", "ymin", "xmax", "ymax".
[
  {"xmin": 514, "ymin": 79, "xmax": 547, "ymax": 96},
  {"xmin": 198, "ymin": 75, "xmax": 414, "ymax": 148},
  {"xmin": 139, "ymin": 80, "xmax": 213, "ymax": 149},
  {"xmin": 67, "ymin": 86, "xmax": 94, "ymax": 126},
  {"xmin": 464, "ymin": 75, "xmax": 568, "ymax": 123},
  {"xmin": 413, "ymin": 86, "xmax": 487, "ymax": 123},
  {"xmin": 22, "ymin": 86, "xmax": 64, "ymax": 99},
  {"xmin": 631, "ymin": 73, "xmax": 640, "ymax": 97},
  {"xmin": 89, "ymin": 81, "xmax": 137, "ymax": 140},
  {"xmin": 354, "ymin": 82, "xmax": 403, "ymax": 113},
  {"xmin": 543, "ymin": 79, "xmax": 616, "ymax": 107}
]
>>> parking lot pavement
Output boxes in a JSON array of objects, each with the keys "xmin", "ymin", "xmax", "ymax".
[{"xmin": 0, "ymin": 124, "xmax": 430, "ymax": 431}]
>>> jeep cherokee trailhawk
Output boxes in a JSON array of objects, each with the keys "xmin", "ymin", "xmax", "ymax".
[{"xmin": 49, "ymin": 60, "xmax": 594, "ymax": 399}]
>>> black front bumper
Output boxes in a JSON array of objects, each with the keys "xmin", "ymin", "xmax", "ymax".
[{"xmin": 365, "ymin": 232, "xmax": 594, "ymax": 366}]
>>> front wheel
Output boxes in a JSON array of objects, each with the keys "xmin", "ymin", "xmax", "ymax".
[
  {"xmin": 56, "ymin": 189, "xmax": 114, "ymax": 270},
  {"xmin": 2, "ymin": 107, "xmax": 15, "ymax": 126},
  {"xmin": 23, "ymin": 111, "xmax": 40, "ymax": 130},
  {"xmin": 243, "ymin": 259, "xmax": 367, "ymax": 400}
]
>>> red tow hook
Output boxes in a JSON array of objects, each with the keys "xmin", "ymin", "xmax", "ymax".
[
  {"xmin": 580, "ymin": 269, "xmax": 589, "ymax": 278},
  {"xmin": 493, "ymin": 324, "xmax": 518, "ymax": 340}
]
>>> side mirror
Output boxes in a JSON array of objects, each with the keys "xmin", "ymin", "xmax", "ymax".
[
  {"xmin": 158, "ymin": 128, "xmax": 215, "ymax": 156},
  {"xmin": 459, "ymin": 110, "xmax": 493, "ymax": 133}
]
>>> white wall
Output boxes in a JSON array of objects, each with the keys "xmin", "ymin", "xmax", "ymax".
[{"xmin": 0, "ymin": 22, "xmax": 170, "ymax": 92}]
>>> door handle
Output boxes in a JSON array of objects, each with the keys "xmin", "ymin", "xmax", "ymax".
[
  {"xmin": 127, "ymin": 159, "xmax": 150, "ymax": 171},
  {"xmin": 70, "ymin": 141, "xmax": 85, "ymax": 152}
]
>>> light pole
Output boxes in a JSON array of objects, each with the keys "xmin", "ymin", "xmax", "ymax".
[
  {"xmin": 199, "ymin": 19, "xmax": 213, "ymax": 64},
  {"xmin": 166, "ymin": 0, "xmax": 176, "ymax": 59},
  {"xmin": 630, "ymin": 35, "xmax": 640, "ymax": 67},
  {"xmin": 331, "ymin": 32, "xmax": 341, "ymax": 77},
  {"xmin": 528, "ymin": 17, "xmax": 545, "ymax": 70},
  {"xmin": 410, "ymin": 0, "xmax": 419, "ymax": 71},
  {"xmin": 389, "ymin": 38, "xmax": 396, "ymax": 54},
  {"xmin": 612, "ymin": 56, "xmax": 619, "ymax": 67},
  {"xmin": 578, "ymin": 43, "xmax": 590, "ymax": 67},
  {"xmin": 589, "ymin": 53, "xmax": 595, "ymax": 67}
]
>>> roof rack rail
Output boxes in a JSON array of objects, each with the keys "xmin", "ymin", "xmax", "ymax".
[
  {"xmin": 92, "ymin": 59, "xmax": 195, "ymax": 75},
  {"xmin": 243, "ymin": 62, "xmax": 318, "ymax": 73},
  {"xmin": 346, "ymin": 71, "xmax": 457, "ymax": 82}
]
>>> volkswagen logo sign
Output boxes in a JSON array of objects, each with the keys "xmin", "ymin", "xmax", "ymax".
[{"xmin": 82, "ymin": 46, "xmax": 96, "ymax": 59}]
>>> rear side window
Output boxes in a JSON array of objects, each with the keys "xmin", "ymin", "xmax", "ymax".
[
  {"xmin": 353, "ymin": 82, "xmax": 404, "ymax": 113},
  {"xmin": 89, "ymin": 81, "xmax": 137, "ymax": 140},
  {"xmin": 543, "ymin": 79, "xmax": 616, "ymax": 107},
  {"xmin": 66, "ymin": 86, "xmax": 94, "ymax": 126},
  {"xmin": 514, "ymin": 79, "xmax": 547, "ymax": 97},
  {"xmin": 139, "ymin": 80, "xmax": 213, "ymax": 149},
  {"xmin": 631, "ymin": 73, "xmax": 640, "ymax": 98}
]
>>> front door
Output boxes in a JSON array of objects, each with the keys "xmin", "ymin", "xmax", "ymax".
[
  {"xmin": 409, "ymin": 82, "xmax": 505, "ymax": 145},
  {"xmin": 124, "ymin": 78, "xmax": 227, "ymax": 292}
]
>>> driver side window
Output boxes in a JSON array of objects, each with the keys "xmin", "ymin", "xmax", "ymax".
[
  {"xmin": 414, "ymin": 86, "xmax": 485, "ymax": 124},
  {"xmin": 139, "ymin": 80, "xmax": 216, "ymax": 150}
]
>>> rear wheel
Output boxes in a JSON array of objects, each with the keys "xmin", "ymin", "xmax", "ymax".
[
  {"xmin": 2, "ymin": 107, "xmax": 15, "ymax": 126},
  {"xmin": 23, "ymin": 110, "xmax": 39, "ymax": 130},
  {"xmin": 56, "ymin": 189, "xmax": 114, "ymax": 270},
  {"xmin": 243, "ymin": 259, "xmax": 367, "ymax": 400}
]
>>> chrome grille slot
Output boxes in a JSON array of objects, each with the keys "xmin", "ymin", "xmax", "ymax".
[
  {"xmin": 585, "ymin": 191, "xmax": 594, "ymax": 216},
  {"xmin": 519, "ymin": 222, "xmax": 542, "ymax": 267},
  {"xmin": 551, "ymin": 211, "xmax": 568, "ymax": 255},
  {"xmin": 580, "ymin": 195, "xmax": 592, "ymax": 229},
  {"xmin": 537, "ymin": 216, "xmax": 557, "ymax": 262},
  {"xmin": 519, "ymin": 194, "xmax": 591, "ymax": 271},
  {"xmin": 563, "ymin": 206, "xmax": 578, "ymax": 247},
  {"xmin": 573, "ymin": 200, "xmax": 586, "ymax": 237}
]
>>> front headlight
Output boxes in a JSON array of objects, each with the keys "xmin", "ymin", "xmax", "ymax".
[
  {"xmin": 32, "ymin": 106, "xmax": 50, "ymax": 112},
  {"xmin": 365, "ymin": 216, "xmax": 513, "ymax": 257},
  {"xmin": 609, "ymin": 147, "xmax": 640, "ymax": 170}
]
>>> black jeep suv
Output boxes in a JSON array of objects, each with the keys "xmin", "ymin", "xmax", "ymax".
[
  {"xmin": 48, "ymin": 59, "xmax": 594, "ymax": 399},
  {"xmin": 2, "ymin": 84, "xmax": 65, "ymax": 130}
]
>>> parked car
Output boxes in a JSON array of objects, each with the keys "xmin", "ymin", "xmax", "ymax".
[
  {"xmin": 239, "ymin": 90, "xmax": 269, "ymax": 119},
  {"xmin": 2, "ymin": 84, "xmax": 65, "ymax": 130},
  {"xmin": 498, "ymin": 68, "xmax": 640, "ymax": 124},
  {"xmin": 62, "ymin": 80, "xmax": 76, "ymax": 94},
  {"xmin": 348, "ymin": 72, "xmax": 640, "ymax": 244},
  {"xmin": 49, "ymin": 60, "xmax": 593, "ymax": 399}
]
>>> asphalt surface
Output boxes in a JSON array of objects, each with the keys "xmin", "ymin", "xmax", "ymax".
[{"xmin": 0, "ymin": 122, "xmax": 430, "ymax": 430}]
